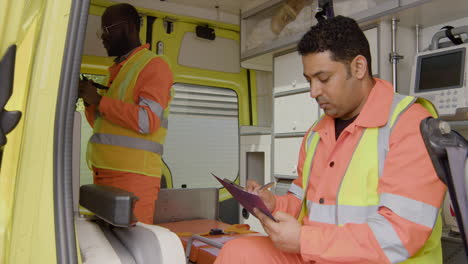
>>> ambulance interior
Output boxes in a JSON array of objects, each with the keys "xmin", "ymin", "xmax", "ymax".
[{"xmin": 72, "ymin": 0, "xmax": 468, "ymax": 263}]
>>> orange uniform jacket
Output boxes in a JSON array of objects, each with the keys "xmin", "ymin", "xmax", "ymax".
[
  {"xmin": 273, "ymin": 79, "xmax": 446, "ymax": 263},
  {"xmin": 85, "ymin": 44, "xmax": 173, "ymax": 133}
]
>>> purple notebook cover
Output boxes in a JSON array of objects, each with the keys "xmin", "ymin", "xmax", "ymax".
[{"xmin": 213, "ymin": 174, "xmax": 277, "ymax": 222}]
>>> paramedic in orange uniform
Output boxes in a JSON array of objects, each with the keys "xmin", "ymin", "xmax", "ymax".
[
  {"xmin": 78, "ymin": 3, "xmax": 173, "ymax": 224},
  {"xmin": 215, "ymin": 16, "xmax": 446, "ymax": 264}
]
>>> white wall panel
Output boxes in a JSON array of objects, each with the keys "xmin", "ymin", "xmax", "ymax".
[
  {"xmin": 364, "ymin": 26, "xmax": 380, "ymax": 77},
  {"xmin": 178, "ymin": 32, "xmax": 240, "ymax": 73}
]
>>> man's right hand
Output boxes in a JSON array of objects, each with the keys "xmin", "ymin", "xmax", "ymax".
[
  {"xmin": 78, "ymin": 79, "xmax": 102, "ymax": 106},
  {"xmin": 246, "ymin": 180, "xmax": 276, "ymax": 212}
]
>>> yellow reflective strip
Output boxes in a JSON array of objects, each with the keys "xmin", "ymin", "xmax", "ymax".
[
  {"xmin": 119, "ymin": 50, "xmax": 155, "ymax": 100},
  {"xmin": 338, "ymin": 128, "xmax": 379, "ymax": 206},
  {"xmin": 298, "ymin": 131, "xmax": 320, "ymax": 223},
  {"xmin": 416, "ymin": 97, "xmax": 438, "ymax": 118},
  {"xmin": 219, "ymin": 187, "xmax": 233, "ymax": 202},
  {"xmin": 389, "ymin": 96, "xmax": 415, "ymax": 127}
]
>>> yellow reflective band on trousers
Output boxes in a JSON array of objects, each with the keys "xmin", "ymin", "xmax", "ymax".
[
  {"xmin": 297, "ymin": 95, "xmax": 442, "ymax": 263},
  {"xmin": 87, "ymin": 49, "xmax": 173, "ymax": 177}
]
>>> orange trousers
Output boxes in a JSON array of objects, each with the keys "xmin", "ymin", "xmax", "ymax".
[
  {"xmin": 93, "ymin": 167, "xmax": 161, "ymax": 224},
  {"xmin": 214, "ymin": 236, "xmax": 311, "ymax": 264}
]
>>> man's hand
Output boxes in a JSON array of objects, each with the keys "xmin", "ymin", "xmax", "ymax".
[
  {"xmin": 254, "ymin": 209, "xmax": 302, "ymax": 253},
  {"xmin": 78, "ymin": 80, "xmax": 102, "ymax": 105},
  {"xmin": 246, "ymin": 180, "xmax": 276, "ymax": 212}
]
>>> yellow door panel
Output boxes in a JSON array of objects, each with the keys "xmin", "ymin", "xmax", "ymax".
[{"xmin": 0, "ymin": 0, "xmax": 72, "ymax": 263}]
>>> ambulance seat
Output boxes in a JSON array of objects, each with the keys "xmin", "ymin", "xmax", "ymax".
[
  {"xmin": 73, "ymin": 111, "xmax": 185, "ymax": 264},
  {"xmin": 421, "ymin": 117, "xmax": 468, "ymax": 259},
  {"xmin": 154, "ymin": 188, "xmax": 265, "ymax": 264}
]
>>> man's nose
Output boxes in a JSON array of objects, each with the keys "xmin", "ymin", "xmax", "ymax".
[{"xmin": 310, "ymin": 82, "xmax": 321, "ymax": 99}]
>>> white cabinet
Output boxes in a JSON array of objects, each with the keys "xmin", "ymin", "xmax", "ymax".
[
  {"xmin": 273, "ymin": 51, "xmax": 320, "ymax": 185},
  {"xmin": 238, "ymin": 127, "xmax": 272, "ymax": 233}
]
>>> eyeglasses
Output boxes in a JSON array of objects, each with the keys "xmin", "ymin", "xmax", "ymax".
[{"xmin": 96, "ymin": 21, "xmax": 128, "ymax": 39}]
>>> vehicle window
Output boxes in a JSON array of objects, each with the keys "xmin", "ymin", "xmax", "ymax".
[{"xmin": 164, "ymin": 83, "xmax": 239, "ymax": 188}]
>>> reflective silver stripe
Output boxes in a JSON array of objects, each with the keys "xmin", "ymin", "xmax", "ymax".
[
  {"xmin": 139, "ymin": 97, "xmax": 167, "ymax": 132},
  {"xmin": 306, "ymin": 131, "xmax": 315, "ymax": 150},
  {"xmin": 139, "ymin": 97, "xmax": 163, "ymax": 118},
  {"xmin": 380, "ymin": 193, "xmax": 438, "ymax": 228},
  {"xmin": 368, "ymin": 212, "xmax": 409, "ymax": 263},
  {"xmin": 288, "ymin": 183, "xmax": 303, "ymax": 201},
  {"xmin": 90, "ymin": 133, "xmax": 163, "ymax": 155},
  {"xmin": 138, "ymin": 108, "xmax": 150, "ymax": 134},
  {"xmin": 377, "ymin": 93, "xmax": 406, "ymax": 177},
  {"xmin": 307, "ymin": 201, "xmax": 379, "ymax": 225},
  {"xmin": 306, "ymin": 115, "xmax": 324, "ymax": 150},
  {"xmin": 308, "ymin": 201, "xmax": 335, "ymax": 224},
  {"xmin": 390, "ymin": 97, "xmax": 417, "ymax": 135}
]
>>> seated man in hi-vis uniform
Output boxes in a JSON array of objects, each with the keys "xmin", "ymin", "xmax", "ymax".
[{"xmin": 215, "ymin": 16, "xmax": 446, "ymax": 264}]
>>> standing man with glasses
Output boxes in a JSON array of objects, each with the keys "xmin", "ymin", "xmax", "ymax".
[{"xmin": 78, "ymin": 3, "xmax": 173, "ymax": 224}]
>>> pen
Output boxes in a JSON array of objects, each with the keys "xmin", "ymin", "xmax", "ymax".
[{"xmin": 258, "ymin": 181, "xmax": 275, "ymax": 191}]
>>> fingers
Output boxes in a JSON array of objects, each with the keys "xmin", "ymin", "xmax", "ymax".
[
  {"xmin": 273, "ymin": 211, "xmax": 294, "ymax": 222},
  {"xmin": 246, "ymin": 180, "xmax": 260, "ymax": 193},
  {"xmin": 254, "ymin": 208, "xmax": 275, "ymax": 226},
  {"xmin": 254, "ymin": 208, "xmax": 278, "ymax": 237},
  {"xmin": 257, "ymin": 189, "xmax": 276, "ymax": 212}
]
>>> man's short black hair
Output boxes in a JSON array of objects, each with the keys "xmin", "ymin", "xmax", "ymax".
[
  {"xmin": 298, "ymin": 16, "xmax": 372, "ymax": 76},
  {"xmin": 110, "ymin": 3, "xmax": 141, "ymax": 32}
]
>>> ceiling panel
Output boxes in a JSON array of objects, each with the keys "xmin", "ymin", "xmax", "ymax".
[{"xmin": 161, "ymin": 0, "xmax": 270, "ymax": 14}]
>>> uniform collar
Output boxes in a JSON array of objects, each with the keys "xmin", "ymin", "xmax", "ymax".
[
  {"xmin": 113, "ymin": 44, "xmax": 150, "ymax": 65},
  {"xmin": 313, "ymin": 78, "xmax": 394, "ymax": 133}
]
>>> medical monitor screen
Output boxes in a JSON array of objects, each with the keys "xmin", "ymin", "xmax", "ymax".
[{"xmin": 416, "ymin": 48, "xmax": 465, "ymax": 92}]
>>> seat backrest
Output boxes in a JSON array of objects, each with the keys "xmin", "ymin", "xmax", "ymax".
[
  {"xmin": 154, "ymin": 188, "xmax": 219, "ymax": 224},
  {"xmin": 421, "ymin": 117, "xmax": 468, "ymax": 258}
]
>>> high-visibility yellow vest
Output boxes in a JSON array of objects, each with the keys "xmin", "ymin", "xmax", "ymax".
[
  {"xmin": 87, "ymin": 48, "xmax": 173, "ymax": 177},
  {"xmin": 298, "ymin": 94, "xmax": 442, "ymax": 263}
]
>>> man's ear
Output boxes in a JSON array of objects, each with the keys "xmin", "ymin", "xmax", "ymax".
[{"xmin": 351, "ymin": 55, "xmax": 368, "ymax": 80}]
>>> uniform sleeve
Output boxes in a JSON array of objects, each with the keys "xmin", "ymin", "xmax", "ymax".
[
  {"xmin": 273, "ymin": 129, "xmax": 310, "ymax": 217},
  {"xmin": 299, "ymin": 104, "xmax": 446, "ymax": 264},
  {"xmin": 98, "ymin": 57, "xmax": 173, "ymax": 134}
]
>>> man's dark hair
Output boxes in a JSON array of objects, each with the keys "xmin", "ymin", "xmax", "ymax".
[
  {"xmin": 298, "ymin": 16, "xmax": 372, "ymax": 76},
  {"xmin": 111, "ymin": 3, "xmax": 141, "ymax": 32}
]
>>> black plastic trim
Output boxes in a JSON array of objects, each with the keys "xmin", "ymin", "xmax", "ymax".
[
  {"xmin": 53, "ymin": 0, "xmax": 90, "ymax": 263},
  {"xmin": 146, "ymin": 16, "xmax": 156, "ymax": 50},
  {"xmin": 0, "ymin": 45, "xmax": 22, "ymax": 147},
  {"xmin": 247, "ymin": 70, "xmax": 253, "ymax": 125}
]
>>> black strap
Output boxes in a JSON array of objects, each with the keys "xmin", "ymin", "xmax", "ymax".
[
  {"xmin": 315, "ymin": 0, "xmax": 335, "ymax": 23},
  {"xmin": 441, "ymin": 26, "xmax": 464, "ymax": 45}
]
